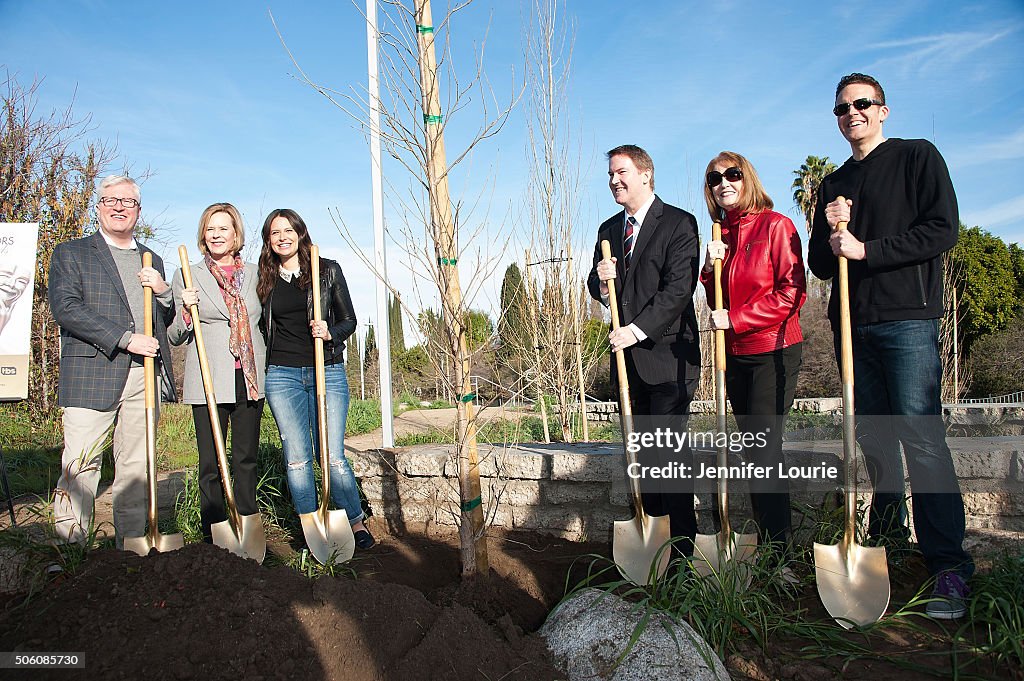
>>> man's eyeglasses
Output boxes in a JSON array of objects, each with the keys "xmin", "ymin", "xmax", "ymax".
[
  {"xmin": 99, "ymin": 197, "xmax": 140, "ymax": 208},
  {"xmin": 833, "ymin": 98, "xmax": 884, "ymax": 117},
  {"xmin": 706, "ymin": 167, "xmax": 743, "ymax": 188}
]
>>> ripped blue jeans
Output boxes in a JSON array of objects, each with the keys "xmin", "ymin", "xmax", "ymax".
[{"xmin": 265, "ymin": 363, "xmax": 364, "ymax": 523}]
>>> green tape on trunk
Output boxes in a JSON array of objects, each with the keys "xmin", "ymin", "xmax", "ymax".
[
  {"xmin": 437, "ymin": 256, "xmax": 457, "ymax": 266},
  {"xmin": 424, "ymin": 114, "xmax": 443, "ymax": 124},
  {"xmin": 457, "ymin": 392, "xmax": 476, "ymax": 403},
  {"xmin": 416, "ymin": 24, "xmax": 434, "ymax": 34},
  {"xmin": 461, "ymin": 495, "xmax": 481, "ymax": 512}
]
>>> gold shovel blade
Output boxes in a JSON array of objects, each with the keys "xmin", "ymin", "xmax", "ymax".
[
  {"xmin": 211, "ymin": 513, "xmax": 267, "ymax": 564},
  {"xmin": 692, "ymin": 531, "xmax": 758, "ymax": 588},
  {"xmin": 612, "ymin": 513, "xmax": 671, "ymax": 586},
  {"xmin": 123, "ymin": 531, "xmax": 184, "ymax": 557},
  {"xmin": 813, "ymin": 541, "xmax": 890, "ymax": 629},
  {"xmin": 299, "ymin": 508, "xmax": 355, "ymax": 565}
]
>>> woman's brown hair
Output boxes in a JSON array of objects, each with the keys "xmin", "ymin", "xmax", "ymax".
[{"xmin": 256, "ymin": 208, "xmax": 314, "ymax": 302}]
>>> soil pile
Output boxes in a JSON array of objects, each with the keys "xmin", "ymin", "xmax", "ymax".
[{"xmin": 0, "ymin": 536, "xmax": 572, "ymax": 681}]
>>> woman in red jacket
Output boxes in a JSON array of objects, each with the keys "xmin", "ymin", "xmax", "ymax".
[{"xmin": 701, "ymin": 151, "xmax": 807, "ymax": 561}]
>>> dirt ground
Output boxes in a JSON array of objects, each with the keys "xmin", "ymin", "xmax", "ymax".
[{"xmin": 0, "ymin": 520, "xmax": 1020, "ymax": 681}]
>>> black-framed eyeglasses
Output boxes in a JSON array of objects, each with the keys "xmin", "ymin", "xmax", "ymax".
[
  {"xmin": 833, "ymin": 98, "xmax": 884, "ymax": 117},
  {"xmin": 99, "ymin": 197, "xmax": 140, "ymax": 208},
  {"xmin": 706, "ymin": 167, "xmax": 743, "ymax": 188}
]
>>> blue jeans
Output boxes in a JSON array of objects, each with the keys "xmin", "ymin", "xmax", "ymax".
[
  {"xmin": 843, "ymin": 319, "xmax": 973, "ymax": 577},
  {"xmin": 265, "ymin": 364, "xmax": 364, "ymax": 523}
]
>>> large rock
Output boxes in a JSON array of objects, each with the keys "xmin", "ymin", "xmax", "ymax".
[{"xmin": 540, "ymin": 588, "xmax": 731, "ymax": 681}]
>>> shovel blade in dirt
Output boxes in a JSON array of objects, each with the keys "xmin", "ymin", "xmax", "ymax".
[
  {"xmin": 813, "ymin": 537, "xmax": 890, "ymax": 629},
  {"xmin": 300, "ymin": 507, "xmax": 355, "ymax": 565},
  {"xmin": 124, "ymin": 251, "xmax": 184, "ymax": 557},
  {"xmin": 613, "ymin": 513, "xmax": 671, "ymax": 586},
  {"xmin": 179, "ymin": 246, "xmax": 267, "ymax": 564},
  {"xmin": 211, "ymin": 511, "xmax": 267, "ymax": 563},
  {"xmin": 813, "ymin": 209, "xmax": 889, "ymax": 627},
  {"xmin": 692, "ymin": 531, "xmax": 758, "ymax": 586}
]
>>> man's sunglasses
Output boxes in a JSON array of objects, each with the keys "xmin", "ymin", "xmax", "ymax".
[
  {"xmin": 833, "ymin": 98, "xmax": 884, "ymax": 117},
  {"xmin": 706, "ymin": 167, "xmax": 743, "ymax": 188}
]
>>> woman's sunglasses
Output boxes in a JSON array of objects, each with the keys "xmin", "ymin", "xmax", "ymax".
[
  {"xmin": 833, "ymin": 98, "xmax": 884, "ymax": 117},
  {"xmin": 706, "ymin": 167, "xmax": 743, "ymax": 188}
]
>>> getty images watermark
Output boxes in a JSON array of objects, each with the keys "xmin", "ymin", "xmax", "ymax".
[{"xmin": 624, "ymin": 427, "xmax": 839, "ymax": 482}]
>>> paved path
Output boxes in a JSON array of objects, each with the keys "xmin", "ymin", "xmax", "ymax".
[{"xmin": 345, "ymin": 405, "xmax": 529, "ymax": 452}]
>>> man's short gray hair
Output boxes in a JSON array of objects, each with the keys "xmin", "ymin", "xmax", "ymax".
[{"xmin": 98, "ymin": 175, "xmax": 141, "ymax": 201}]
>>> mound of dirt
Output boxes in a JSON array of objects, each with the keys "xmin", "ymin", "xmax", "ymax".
[{"xmin": 0, "ymin": 537, "xmax": 568, "ymax": 681}]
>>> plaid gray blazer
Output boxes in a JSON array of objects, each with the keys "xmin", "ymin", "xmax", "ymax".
[{"xmin": 48, "ymin": 231, "xmax": 178, "ymax": 410}]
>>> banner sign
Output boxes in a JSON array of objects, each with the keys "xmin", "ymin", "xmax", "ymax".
[{"xmin": 0, "ymin": 223, "xmax": 38, "ymax": 401}]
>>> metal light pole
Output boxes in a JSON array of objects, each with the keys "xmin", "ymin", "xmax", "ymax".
[{"xmin": 367, "ymin": 0, "xmax": 394, "ymax": 446}]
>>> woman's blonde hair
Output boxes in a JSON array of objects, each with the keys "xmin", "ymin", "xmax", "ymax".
[
  {"xmin": 703, "ymin": 151, "xmax": 774, "ymax": 222},
  {"xmin": 197, "ymin": 202, "xmax": 245, "ymax": 257}
]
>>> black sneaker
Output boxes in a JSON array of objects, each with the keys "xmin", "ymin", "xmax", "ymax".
[{"xmin": 354, "ymin": 529, "xmax": 375, "ymax": 550}]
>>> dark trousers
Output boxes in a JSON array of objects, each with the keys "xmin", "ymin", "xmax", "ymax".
[
  {"xmin": 626, "ymin": 354, "xmax": 698, "ymax": 557},
  {"xmin": 191, "ymin": 370, "xmax": 264, "ymax": 542},
  {"xmin": 719, "ymin": 343, "xmax": 802, "ymax": 551},
  {"xmin": 844, "ymin": 319, "xmax": 973, "ymax": 578}
]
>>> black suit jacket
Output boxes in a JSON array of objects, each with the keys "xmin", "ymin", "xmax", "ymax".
[
  {"xmin": 48, "ymin": 231, "xmax": 177, "ymax": 410},
  {"xmin": 587, "ymin": 196, "xmax": 701, "ymax": 386}
]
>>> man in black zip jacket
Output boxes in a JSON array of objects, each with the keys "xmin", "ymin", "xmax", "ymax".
[{"xmin": 808, "ymin": 73, "xmax": 974, "ymax": 620}]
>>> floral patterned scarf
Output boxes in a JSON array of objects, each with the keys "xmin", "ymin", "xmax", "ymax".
[{"xmin": 205, "ymin": 254, "xmax": 259, "ymax": 400}]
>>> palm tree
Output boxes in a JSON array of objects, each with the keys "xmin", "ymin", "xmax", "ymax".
[{"xmin": 791, "ymin": 155, "xmax": 837, "ymax": 234}]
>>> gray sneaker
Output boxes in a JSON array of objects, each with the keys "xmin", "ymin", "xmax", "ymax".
[{"xmin": 925, "ymin": 571, "xmax": 969, "ymax": 620}]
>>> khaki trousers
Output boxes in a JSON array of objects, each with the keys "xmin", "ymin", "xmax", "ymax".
[{"xmin": 54, "ymin": 366, "xmax": 155, "ymax": 548}]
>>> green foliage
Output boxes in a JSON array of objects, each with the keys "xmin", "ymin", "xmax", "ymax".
[
  {"xmin": 389, "ymin": 293, "xmax": 405, "ymax": 354},
  {"xmin": 952, "ymin": 225, "xmax": 1021, "ymax": 352},
  {"xmin": 347, "ymin": 399, "xmax": 383, "ymax": 436},
  {"xmin": 364, "ymin": 324, "xmax": 378, "ymax": 371},
  {"xmin": 791, "ymin": 155, "xmax": 837, "ymax": 234},
  {"xmin": 955, "ymin": 551, "xmax": 1024, "ymax": 670},
  {"xmin": 498, "ymin": 263, "xmax": 528, "ymax": 362},
  {"xmin": 346, "ymin": 332, "xmax": 362, "ymax": 398},
  {"xmin": 967, "ymin": 313, "xmax": 1024, "ymax": 397},
  {"xmin": 465, "ymin": 309, "xmax": 494, "ymax": 351},
  {"xmin": 394, "ymin": 344, "xmax": 431, "ymax": 380}
]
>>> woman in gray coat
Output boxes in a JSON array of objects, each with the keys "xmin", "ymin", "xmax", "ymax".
[{"xmin": 169, "ymin": 203, "xmax": 266, "ymax": 542}]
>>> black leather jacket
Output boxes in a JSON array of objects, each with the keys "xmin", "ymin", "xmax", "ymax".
[{"xmin": 262, "ymin": 257, "xmax": 357, "ymax": 365}]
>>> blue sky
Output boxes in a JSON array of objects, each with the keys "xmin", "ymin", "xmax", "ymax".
[{"xmin": 3, "ymin": 0, "xmax": 1023, "ymax": 341}]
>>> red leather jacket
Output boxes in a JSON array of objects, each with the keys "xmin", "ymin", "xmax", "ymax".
[{"xmin": 700, "ymin": 209, "xmax": 806, "ymax": 356}]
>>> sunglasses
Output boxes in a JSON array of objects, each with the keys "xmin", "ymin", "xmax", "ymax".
[
  {"xmin": 706, "ymin": 167, "xmax": 743, "ymax": 188},
  {"xmin": 833, "ymin": 98, "xmax": 884, "ymax": 117}
]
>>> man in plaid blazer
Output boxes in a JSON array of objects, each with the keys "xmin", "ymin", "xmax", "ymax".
[{"xmin": 48, "ymin": 175, "xmax": 177, "ymax": 548}]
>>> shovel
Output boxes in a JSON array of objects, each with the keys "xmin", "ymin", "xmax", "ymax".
[
  {"xmin": 298, "ymin": 245, "xmax": 355, "ymax": 564},
  {"xmin": 124, "ymin": 252, "xmax": 185, "ymax": 557},
  {"xmin": 602, "ymin": 240, "xmax": 671, "ymax": 586},
  {"xmin": 813, "ymin": 202, "xmax": 890, "ymax": 628},
  {"xmin": 693, "ymin": 222, "xmax": 757, "ymax": 585},
  {"xmin": 178, "ymin": 247, "xmax": 266, "ymax": 563}
]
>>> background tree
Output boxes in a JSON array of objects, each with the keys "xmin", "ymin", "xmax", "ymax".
[
  {"xmin": 1, "ymin": 74, "xmax": 117, "ymax": 421},
  {"xmin": 791, "ymin": 155, "xmax": 837, "ymax": 234},
  {"xmin": 950, "ymin": 224, "xmax": 1020, "ymax": 353},
  {"xmin": 967, "ymin": 313, "xmax": 1024, "ymax": 397},
  {"xmin": 346, "ymin": 330, "xmax": 363, "ymax": 398},
  {"xmin": 363, "ymin": 324, "xmax": 379, "ymax": 397},
  {"xmin": 497, "ymin": 262, "xmax": 528, "ymax": 366},
  {"xmin": 388, "ymin": 292, "xmax": 405, "ymax": 356}
]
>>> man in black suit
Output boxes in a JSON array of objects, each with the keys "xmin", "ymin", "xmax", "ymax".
[
  {"xmin": 588, "ymin": 144, "xmax": 701, "ymax": 554},
  {"xmin": 48, "ymin": 175, "xmax": 177, "ymax": 548}
]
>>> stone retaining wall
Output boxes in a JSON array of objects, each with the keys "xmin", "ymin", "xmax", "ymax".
[{"xmin": 353, "ymin": 436, "xmax": 1024, "ymax": 542}]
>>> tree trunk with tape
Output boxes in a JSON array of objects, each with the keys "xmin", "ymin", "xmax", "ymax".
[{"xmin": 414, "ymin": 0, "xmax": 488, "ymax": 577}]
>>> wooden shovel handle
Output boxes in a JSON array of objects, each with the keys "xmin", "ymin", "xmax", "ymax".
[
  {"xmin": 835, "ymin": 198, "xmax": 853, "ymax": 387},
  {"xmin": 712, "ymin": 222, "xmax": 726, "ymax": 372},
  {"xmin": 178, "ymin": 246, "xmax": 240, "ymax": 527},
  {"xmin": 310, "ymin": 246, "xmax": 331, "ymax": 513},
  {"xmin": 142, "ymin": 252, "xmax": 155, "ymax": 409}
]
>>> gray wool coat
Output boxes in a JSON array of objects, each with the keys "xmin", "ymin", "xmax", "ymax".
[{"xmin": 168, "ymin": 260, "xmax": 266, "ymax": 404}]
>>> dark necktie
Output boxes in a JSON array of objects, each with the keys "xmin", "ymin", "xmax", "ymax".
[{"xmin": 624, "ymin": 215, "xmax": 637, "ymax": 271}]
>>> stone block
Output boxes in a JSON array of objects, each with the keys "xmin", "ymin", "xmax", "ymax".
[
  {"xmin": 541, "ymin": 481, "xmax": 610, "ymax": 505},
  {"xmin": 397, "ymin": 446, "xmax": 452, "ymax": 476}
]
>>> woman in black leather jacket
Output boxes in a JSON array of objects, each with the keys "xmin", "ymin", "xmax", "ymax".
[{"xmin": 256, "ymin": 208, "xmax": 374, "ymax": 550}]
